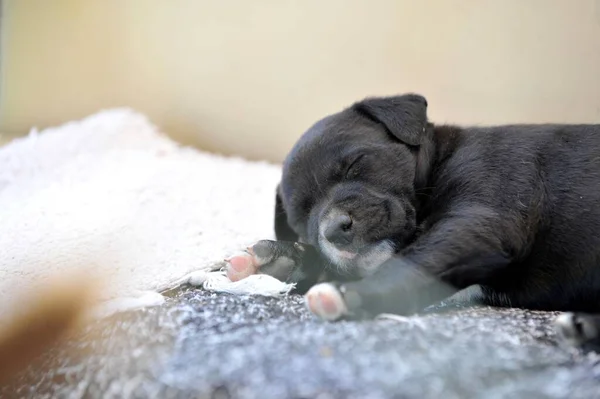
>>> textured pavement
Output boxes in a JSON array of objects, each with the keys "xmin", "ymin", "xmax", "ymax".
[{"xmin": 3, "ymin": 288, "xmax": 600, "ymax": 399}]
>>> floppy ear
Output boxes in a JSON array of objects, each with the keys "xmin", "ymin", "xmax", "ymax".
[
  {"xmin": 274, "ymin": 184, "xmax": 299, "ymax": 241},
  {"xmin": 353, "ymin": 94, "xmax": 428, "ymax": 146}
]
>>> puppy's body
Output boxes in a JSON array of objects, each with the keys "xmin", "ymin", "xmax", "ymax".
[
  {"xmin": 413, "ymin": 123, "xmax": 600, "ymax": 311},
  {"xmin": 227, "ymin": 94, "xmax": 600, "ymax": 346}
]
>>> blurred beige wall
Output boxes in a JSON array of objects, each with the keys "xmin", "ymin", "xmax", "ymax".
[{"xmin": 1, "ymin": 0, "xmax": 600, "ymax": 162}]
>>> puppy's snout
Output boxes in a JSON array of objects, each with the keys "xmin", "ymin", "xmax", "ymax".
[{"xmin": 323, "ymin": 212, "xmax": 354, "ymax": 247}]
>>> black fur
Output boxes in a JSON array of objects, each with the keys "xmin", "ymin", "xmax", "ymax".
[{"xmin": 258, "ymin": 93, "xmax": 600, "ymax": 346}]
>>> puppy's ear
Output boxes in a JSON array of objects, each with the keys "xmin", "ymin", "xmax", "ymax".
[
  {"xmin": 274, "ymin": 184, "xmax": 299, "ymax": 241},
  {"xmin": 353, "ymin": 94, "xmax": 428, "ymax": 146}
]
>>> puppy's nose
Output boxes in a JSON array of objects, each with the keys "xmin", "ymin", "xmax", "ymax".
[{"xmin": 323, "ymin": 212, "xmax": 354, "ymax": 247}]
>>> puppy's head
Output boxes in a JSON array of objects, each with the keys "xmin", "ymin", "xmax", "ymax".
[{"xmin": 275, "ymin": 94, "xmax": 430, "ymax": 277}]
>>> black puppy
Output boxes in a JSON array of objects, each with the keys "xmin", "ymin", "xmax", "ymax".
[{"xmin": 226, "ymin": 94, "xmax": 600, "ymax": 346}]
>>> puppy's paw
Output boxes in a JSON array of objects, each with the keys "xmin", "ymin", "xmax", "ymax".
[
  {"xmin": 225, "ymin": 251, "xmax": 259, "ymax": 282},
  {"xmin": 226, "ymin": 240, "xmax": 306, "ymax": 282},
  {"xmin": 305, "ymin": 282, "xmax": 374, "ymax": 321},
  {"xmin": 305, "ymin": 283, "xmax": 348, "ymax": 321},
  {"xmin": 554, "ymin": 312, "xmax": 600, "ymax": 349}
]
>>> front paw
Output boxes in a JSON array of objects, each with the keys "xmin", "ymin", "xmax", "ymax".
[
  {"xmin": 225, "ymin": 249, "xmax": 259, "ymax": 282},
  {"xmin": 305, "ymin": 282, "xmax": 373, "ymax": 321},
  {"xmin": 225, "ymin": 240, "xmax": 306, "ymax": 282},
  {"xmin": 305, "ymin": 283, "xmax": 348, "ymax": 321}
]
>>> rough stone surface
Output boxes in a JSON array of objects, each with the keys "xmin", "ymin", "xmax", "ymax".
[{"xmin": 3, "ymin": 288, "xmax": 600, "ymax": 399}]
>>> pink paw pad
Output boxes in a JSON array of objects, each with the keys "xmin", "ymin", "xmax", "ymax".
[
  {"xmin": 305, "ymin": 283, "xmax": 348, "ymax": 321},
  {"xmin": 225, "ymin": 249, "xmax": 259, "ymax": 282}
]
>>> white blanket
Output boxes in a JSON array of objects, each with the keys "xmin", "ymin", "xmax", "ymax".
[{"xmin": 0, "ymin": 109, "xmax": 292, "ymax": 321}]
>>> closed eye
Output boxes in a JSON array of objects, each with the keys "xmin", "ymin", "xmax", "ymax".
[{"xmin": 345, "ymin": 154, "xmax": 365, "ymax": 179}]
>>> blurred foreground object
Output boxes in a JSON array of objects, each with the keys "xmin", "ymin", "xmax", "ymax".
[{"xmin": 0, "ymin": 274, "xmax": 100, "ymax": 384}]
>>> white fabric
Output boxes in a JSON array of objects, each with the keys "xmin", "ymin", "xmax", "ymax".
[
  {"xmin": 0, "ymin": 109, "xmax": 289, "ymax": 321},
  {"xmin": 185, "ymin": 269, "xmax": 295, "ymax": 297}
]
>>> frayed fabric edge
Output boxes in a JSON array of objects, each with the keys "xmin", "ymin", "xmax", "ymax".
[
  {"xmin": 88, "ymin": 265, "xmax": 294, "ymax": 321},
  {"xmin": 187, "ymin": 270, "xmax": 295, "ymax": 297}
]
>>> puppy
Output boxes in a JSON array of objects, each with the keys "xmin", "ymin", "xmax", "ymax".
[{"xmin": 227, "ymin": 94, "xmax": 600, "ymax": 344}]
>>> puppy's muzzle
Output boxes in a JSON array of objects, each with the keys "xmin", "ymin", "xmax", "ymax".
[{"xmin": 321, "ymin": 210, "xmax": 354, "ymax": 248}]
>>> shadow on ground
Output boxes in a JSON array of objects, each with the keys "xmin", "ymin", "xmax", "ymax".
[{"xmin": 3, "ymin": 288, "xmax": 600, "ymax": 399}]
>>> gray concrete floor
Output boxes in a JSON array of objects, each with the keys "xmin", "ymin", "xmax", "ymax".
[{"xmin": 3, "ymin": 288, "xmax": 600, "ymax": 399}]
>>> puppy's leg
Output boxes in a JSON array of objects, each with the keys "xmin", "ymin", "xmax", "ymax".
[
  {"xmin": 306, "ymin": 258, "xmax": 458, "ymax": 320},
  {"xmin": 226, "ymin": 240, "xmax": 327, "ymax": 294},
  {"xmin": 307, "ymin": 206, "xmax": 518, "ymax": 320},
  {"xmin": 226, "ymin": 240, "xmax": 307, "ymax": 282},
  {"xmin": 555, "ymin": 312, "xmax": 600, "ymax": 351}
]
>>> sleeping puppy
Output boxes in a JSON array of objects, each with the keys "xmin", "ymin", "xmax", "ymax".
[{"xmin": 226, "ymin": 93, "xmax": 600, "ymax": 345}]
